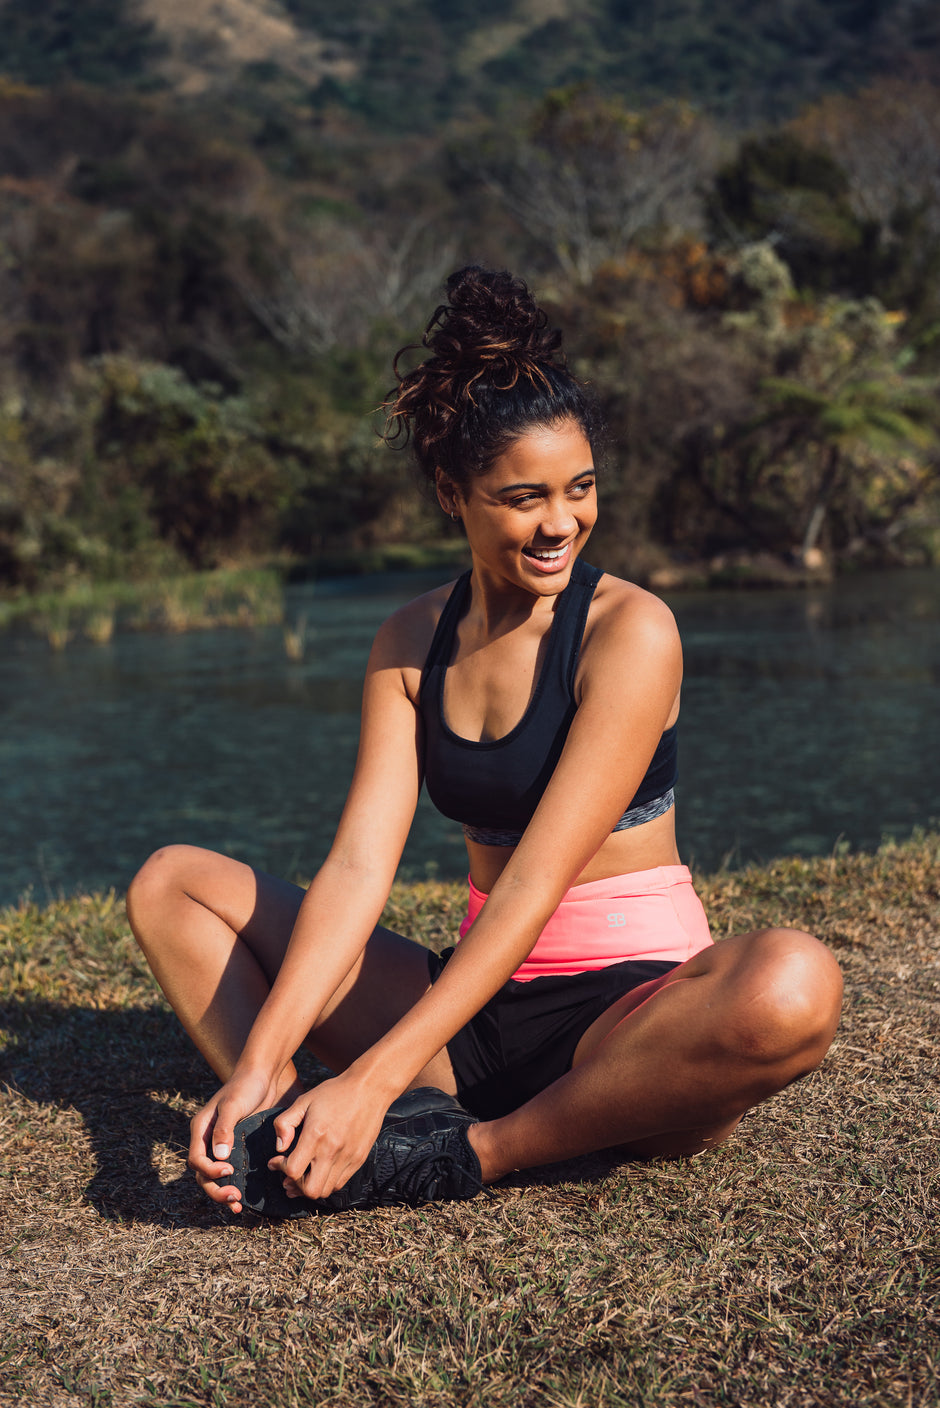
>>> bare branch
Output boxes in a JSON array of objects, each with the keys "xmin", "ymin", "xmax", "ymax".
[
  {"xmin": 479, "ymin": 94, "xmax": 720, "ymax": 284},
  {"xmin": 232, "ymin": 212, "xmax": 457, "ymax": 354}
]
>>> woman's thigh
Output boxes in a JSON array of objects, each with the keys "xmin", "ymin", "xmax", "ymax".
[
  {"xmin": 134, "ymin": 844, "xmax": 455, "ymax": 1088},
  {"xmin": 217, "ymin": 851, "xmax": 452, "ymax": 1079},
  {"xmin": 572, "ymin": 926, "xmax": 841, "ymax": 1073}
]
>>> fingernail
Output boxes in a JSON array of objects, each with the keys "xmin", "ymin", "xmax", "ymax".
[
  {"xmin": 275, "ymin": 1135, "xmax": 286, "ymax": 1152},
  {"xmin": 214, "ymin": 1143, "xmax": 231, "ymax": 1160}
]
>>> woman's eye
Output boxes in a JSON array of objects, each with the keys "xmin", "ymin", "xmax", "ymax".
[{"xmin": 506, "ymin": 480, "xmax": 593, "ymax": 507}]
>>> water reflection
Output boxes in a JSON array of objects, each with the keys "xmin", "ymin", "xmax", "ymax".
[
  {"xmin": 2, "ymin": 566, "xmax": 937, "ymax": 905},
  {"xmin": 672, "ymin": 569, "xmax": 939, "ymax": 868}
]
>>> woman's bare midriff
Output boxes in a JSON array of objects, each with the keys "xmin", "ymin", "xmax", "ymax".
[{"xmin": 466, "ymin": 807, "xmax": 682, "ymax": 894}]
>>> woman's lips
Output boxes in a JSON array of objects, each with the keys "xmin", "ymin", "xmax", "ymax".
[{"xmin": 523, "ymin": 542, "xmax": 572, "ymax": 573}]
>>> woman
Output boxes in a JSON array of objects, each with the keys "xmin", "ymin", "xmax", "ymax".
[{"xmin": 127, "ymin": 267, "xmax": 843, "ymax": 1215}]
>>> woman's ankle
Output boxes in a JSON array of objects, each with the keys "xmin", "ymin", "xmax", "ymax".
[{"xmin": 466, "ymin": 1119, "xmax": 513, "ymax": 1185}]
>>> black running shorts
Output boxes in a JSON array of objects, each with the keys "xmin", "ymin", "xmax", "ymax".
[{"xmin": 426, "ymin": 947, "xmax": 678, "ymax": 1120}]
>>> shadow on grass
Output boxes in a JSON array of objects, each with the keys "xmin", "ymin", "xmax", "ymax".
[
  {"xmin": 1, "ymin": 996, "xmax": 628, "ymax": 1228},
  {"xmin": 0, "ymin": 998, "xmax": 229, "ymax": 1228}
]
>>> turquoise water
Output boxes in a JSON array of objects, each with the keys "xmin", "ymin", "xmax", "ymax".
[{"xmin": 1, "ymin": 567, "xmax": 937, "ymax": 906}]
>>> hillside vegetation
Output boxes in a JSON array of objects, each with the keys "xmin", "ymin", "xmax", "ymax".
[
  {"xmin": 4, "ymin": 0, "xmax": 937, "ymax": 124},
  {"xmin": 1, "ymin": 2, "xmax": 939, "ymax": 595}
]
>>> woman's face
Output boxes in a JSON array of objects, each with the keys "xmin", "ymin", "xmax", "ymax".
[{"xmin": 439, "ymin": 418, "xmax": 597, "ymax": 596}]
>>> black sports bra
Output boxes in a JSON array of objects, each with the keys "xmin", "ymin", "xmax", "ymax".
[{"xmin": 419, "ymin": 558, "xmax": 678, "ymax": 845}]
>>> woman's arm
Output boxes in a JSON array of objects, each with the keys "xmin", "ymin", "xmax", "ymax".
[
  {"xmin": 355, "ymin": 582, "xmax": 682, "ymax": 1064},
  {"xmin": 236, "ymin": 624, "xmax": 426, "ymax": 1077},
  {"xmin": 275, "ymin": 580, "xmax": 683, "ymax": 1199}
]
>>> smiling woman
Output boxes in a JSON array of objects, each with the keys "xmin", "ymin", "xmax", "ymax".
[
  {"xmin": 126, "ymin": 266, "xmax": 843, "ymax": 1218},
  {"xmin": 437, "ymin": 422, "xmax": 598, "ymax": 587}
]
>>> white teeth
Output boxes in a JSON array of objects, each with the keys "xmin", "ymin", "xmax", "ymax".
[{"xmin": 528, "ymin": 547, "xmax": 567, "ymax": 560}]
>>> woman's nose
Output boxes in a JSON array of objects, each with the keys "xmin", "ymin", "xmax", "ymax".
[{"xmin": 540, "ymin": 498, "xmax": 578, "ymax": 538}]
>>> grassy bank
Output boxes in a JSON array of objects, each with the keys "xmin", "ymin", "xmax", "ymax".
[
  {"xmin": 0, "ymin": 568, "xmax": 286, "ymax": 646},
  {"xmin": 0, "ymin": 545, "xmax": 472, "ymax": 649},
  {"xmin": 1, "ymin": 836, "xmax": 938, "ymax": 1407}
]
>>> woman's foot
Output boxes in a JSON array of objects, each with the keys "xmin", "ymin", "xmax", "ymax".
[{"xmin": 229, "ymin": 1088, "xmax": 483, "ymax": 1216}]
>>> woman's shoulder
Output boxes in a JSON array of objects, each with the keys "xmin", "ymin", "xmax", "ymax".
[
  {"xmin": 381, "ymin": 576, "xmax": 461, "ymax": 642},
  {"xmin": 368, "ymin": 576, "xmax": 463, "ymax": 691},
  {"xmin": 578, "ymin": 566, "xmax": 681, "ymax": 683},
  {"xmin": 586, "ymin": 568, "xmax": 679, "ymax": 640}
]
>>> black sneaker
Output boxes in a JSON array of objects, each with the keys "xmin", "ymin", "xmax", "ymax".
[{"xmin": 229, "ymin": 1087, "xmax": 483, "ymax": 1218}]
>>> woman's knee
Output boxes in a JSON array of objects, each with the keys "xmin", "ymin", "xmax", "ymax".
[
  {"xmin": 125, "ymin": 844, "xmax": 203, "ymax": 941},
  {"xmin": 720, "ymin": 927, "xmax": 843, "ymax": 1073}
]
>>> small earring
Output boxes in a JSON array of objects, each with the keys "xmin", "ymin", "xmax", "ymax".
[{"xmin": 450, "ymin": 511, "xmax": 459, "ymax": 522}]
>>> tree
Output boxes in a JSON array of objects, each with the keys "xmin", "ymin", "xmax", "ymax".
[
  {"xmin": 479, "ymin": 89, "xmax": 719, "ymax": 285},
  {"xmin": 707, "ymin": 287, "xmax": 940, "ymax": 564},
  {"xmin": 0, "ymin": 0, "xmax": 166, "ymax": 89},
  {"xmin": 707, "ymin": 130, "xmax": 870, "ymax": 295},
  {"xmin": 791, "ymin": 80, "xmax": 940, "ymax": 327},
  {"xmin": 757, "ymin": 300, "xmax": 939, "ymax": 560},
  {"xmin": 83, "ymin": 358, "xmax": 288, "ymax": 567},
  {"xmin": 233, "ymin": 211, "xmax": 457, "ymax": 355},
  {"xmin": 792, "ymin": 80, "xmax": 940, "ymax": 238}
]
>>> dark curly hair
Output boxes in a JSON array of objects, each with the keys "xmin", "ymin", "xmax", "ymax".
[{"xmin": 384, "ymin": 266, "xmax": 603, "ymax": 489}]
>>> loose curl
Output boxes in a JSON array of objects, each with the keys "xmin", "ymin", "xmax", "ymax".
[{"xmin": 384, "ymin": 266, "xmax": 603, "ymax": 490}]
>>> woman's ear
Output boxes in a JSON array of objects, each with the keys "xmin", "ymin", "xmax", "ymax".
[{"xmin": 435, "ymin": 470, "xmax": 461, "ymax": 521}]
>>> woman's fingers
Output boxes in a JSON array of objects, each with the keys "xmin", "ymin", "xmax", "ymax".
[
  {"xmin": 209, "ymin": 1109, "xmax": 235, "ymax": 1163},
  {"xmin": 281, "ymin": 1173, "xmax": 306, "ymax": 1200},
  {"xmin": 188, "ymin": 1071, "xmax": 282, "ymax": 1211},
  {"xmin": 271, "ymin": 1101, "xmax": 307, "ymax": 1155},
  {"xmin": 291, "ymin": 1154, "xmax": 357, "ymax": 1201},
  {"xmin": 267, "ymin": 1104, "xmax": 320, "ymax": 1186},
  {"xmin": 188, "ymin": 1103, "xmax": 223, "ymax": 1176},
  {"xmin": 195, "ymin": 1166, "xmax": 243, "ymax": 1210},
  {"xmin": 210, "ymin": 1071, "xmax": 272, "ymax": 1161},
  {"xmin": 267, "ymin": 1078, "xmax": 386, "ymax": 1200},
  {"xmin": 187, "ymin": 1104, "xmax": 241, "ymax": 1208},
  {"xmin": 190, "ymin": 1076, "xmax": 385, "ymax": 1207}
]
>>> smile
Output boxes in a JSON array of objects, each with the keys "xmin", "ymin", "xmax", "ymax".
[{"xmin": 523, "ymin": 543, "xmax": 573, "ymax": 572}]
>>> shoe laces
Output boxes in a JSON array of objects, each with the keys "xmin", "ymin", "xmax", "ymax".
[{"xmin": 379, "ymin": 1133, "xmax": 489, "ymax": 1205}]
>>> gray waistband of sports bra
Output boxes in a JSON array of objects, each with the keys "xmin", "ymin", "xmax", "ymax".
[{"xmin": 463, "ymin": 788, "xmax": 676, "ymax": 848}]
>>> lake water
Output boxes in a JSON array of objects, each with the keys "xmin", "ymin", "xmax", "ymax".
[{"xmin": 2, "ymin": 566, "xmax": 938, "ymax": 907}]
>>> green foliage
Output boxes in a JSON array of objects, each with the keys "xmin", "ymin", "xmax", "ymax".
[
  {"xmin": 0, "ymin": 0, "xmax": 937, "ymax": 139},
  {"xmin": 550, "ymin": 242, "xmax": 940, "ymax": 573},
  {"xmin": 1, "ymin": 27, "xmax": 940, "ymax": 590},
  {"xmin": 1, "ymin": 566, "xmax": 284, "ymax": 646},
  {"xmin": 709, "ymin": 133, "xmax": 871, "ymax": 294},
  {"xmin": 281, "ymin": 0, "xmax": 939, "ymax": 132},
  {"xmin": 82, "ymin": 359, "xmax": 291, "ymax": 568},
  {"xmin": 0, "ymin": 0, "xmax": 167, "ymax": 90},
  {"xmin": 699, "ymin": 290, "xmax": 940, "ymax": 561},
  {"xmin": 789, "ymin": 82, "xmax": 940, "ymax": 339}
]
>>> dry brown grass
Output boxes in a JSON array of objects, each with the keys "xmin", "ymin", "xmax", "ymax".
[{"xmin": 1, "ymin": 837, "xmax": 938, "ymax": 1407}]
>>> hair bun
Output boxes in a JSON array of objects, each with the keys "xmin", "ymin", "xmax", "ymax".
[
  {"xmin": 426, "ymin": 266, "xmax": 563, "ymax": 374},
  {"xmin": 384, "ymin": 265, "xmax": 599, "ymax": 488}
]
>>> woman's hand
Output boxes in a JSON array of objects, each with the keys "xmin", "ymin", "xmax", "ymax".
[
  {"xmin": 267, "ymin": 1072, "xmax": 392, "ymax": 1204},
  {"xmin": 188, "ymin": 1067, "xmax": 300, "ymax": 1212}
]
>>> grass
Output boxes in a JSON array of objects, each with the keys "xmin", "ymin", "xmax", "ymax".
[
  {"xmin": 0, "ymin": 544, "xmax": 471, "ymax": 649},
  {"xmin": 0, "ymin": 568, "xmax": 285, "ymax": 646},
  {"xmin": 1, "ymin": 836, "xmax": 938, "ymax": 1406}
]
